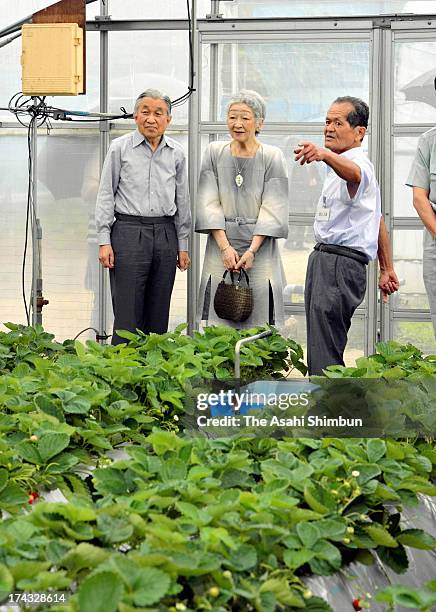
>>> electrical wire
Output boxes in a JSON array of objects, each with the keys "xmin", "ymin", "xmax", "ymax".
[
  {"xmin": 8, "ymin": 94, "xmax": 49, "ymax": 324},
  {"xmin": 6, "ymin": 93, "xmax": 132, "ymax": 123},
  {"xmin": 48, "ymin": 105, "xmax": 133, "ymax": 121},
  {"xmin": 73, "ymin": 327, "xmax": 99, "ymax": 340},
  {"xmin": 73, "ymin": 327, "xmax": 111, "ymax": 341},
  {"xmin": 171, "ymin": 0, "xmax": 195, "ymax": 108},
  {"xmin": 8, "ymin": 93, "xmax": 49, "ymax": 127}
]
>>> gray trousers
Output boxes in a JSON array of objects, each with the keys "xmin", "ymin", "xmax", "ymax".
[
  {"xmin": 109, "ymin": 216, "xmax": 178, "ymax": 345},
  {"xmin": 305, "ymin": 249, "xmax": 367, "ymax": 375},
  {"xmin": 423, "ymin": 228, "xmax": 436, "ymax": 337}
]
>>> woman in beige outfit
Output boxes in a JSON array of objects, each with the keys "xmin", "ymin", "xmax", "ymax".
[{"xmin": 196, "ymin": 90, "xmax": 289, "ymax": 329}]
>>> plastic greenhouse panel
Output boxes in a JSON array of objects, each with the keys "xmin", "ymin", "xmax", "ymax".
[{"xmin": 304, "ymin": 495, "xmax": 436, "ymax": 612}]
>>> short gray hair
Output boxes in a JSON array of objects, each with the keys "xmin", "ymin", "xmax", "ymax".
[
  {"xmin": 227, "ymin": 89, "xmax": 266, "ymax": 121},
  {"xmin": 333, "ymin": 96, "xmax": 369, "ymax": 129},
  {"xmin": 134, "ymin": 89, "xmax": 172, "ymax": 115}
]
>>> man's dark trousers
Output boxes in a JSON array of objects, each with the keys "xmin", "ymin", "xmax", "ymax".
[
  {"xmin": 109, "ymin": 214, "xmax": 178, "ymax": 345},
  {"xmin": 305, "ymin": 247, "xmax": 367, "ymax": 375}
]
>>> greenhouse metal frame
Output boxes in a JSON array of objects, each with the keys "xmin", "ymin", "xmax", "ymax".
[{"xmin": 1, "ymin": 0, "xmax": 435, "ymax": 356}]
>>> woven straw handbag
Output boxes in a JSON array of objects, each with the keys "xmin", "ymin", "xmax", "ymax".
[{"xmin": 213, "ymin": 269, "xmax": 253, "ymax": 323}]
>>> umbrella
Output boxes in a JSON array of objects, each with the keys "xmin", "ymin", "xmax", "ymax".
[{"xmin": 401, "ymin": 69, "xmax": 436, "ymax": 108}]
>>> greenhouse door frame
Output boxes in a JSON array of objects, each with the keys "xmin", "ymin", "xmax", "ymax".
[
  {"xmin": 188, "ymin": 14, "xmax": 436, "ymax": 355},
  {"xmin": 384, "ymin": 20, "xmax": 436, "ymax": 342}
]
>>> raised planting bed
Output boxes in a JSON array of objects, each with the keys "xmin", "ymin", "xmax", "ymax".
[{"xmin": 0, "ymin": 324, "xmax": 435, "ymax": 611}]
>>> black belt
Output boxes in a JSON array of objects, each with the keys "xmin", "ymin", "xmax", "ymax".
[
  {"xmin": 314, "ymin": 242, "xmax": 369, "ymax": 265},
  {"xmin": 115, "ymin": 212, "xmax": 174, "ymax": 224}
]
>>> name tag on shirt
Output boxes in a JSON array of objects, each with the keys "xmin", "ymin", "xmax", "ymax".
[
  {"xmin": 315, "ymin": 195, "xmax": 331, "ymax": 222},
  {"xmin": 315, "ymin": 207, "xmax": 331, "ymax": 221}
]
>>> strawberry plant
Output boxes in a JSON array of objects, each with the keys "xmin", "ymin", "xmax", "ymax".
[
  {"xmin": 324, "ymin": 341, "xmax": 436, "ymax": 378},
  {"xmin": 1, "ymin": 434, "xmax": 435, "ymax": 610},
  {"xmin": 374, "ymin": 580, "xmax": 436, "ymax": 611},
  {"xmin": 0, "ymin": 323, "xmax": 67, "ymax": 371},
  {"xmin": 0, "ymin": 325, "xmax": 434, "ymax": 610}
]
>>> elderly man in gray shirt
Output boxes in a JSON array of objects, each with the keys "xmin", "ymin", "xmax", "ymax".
[{"xmin": 96, "ymin": 89, "xmax": 191, "ymax": 344}]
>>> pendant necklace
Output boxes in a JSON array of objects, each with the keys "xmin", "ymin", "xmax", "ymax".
[
  {"xmin": 231, "ymin": 144, "xmax": 257, "ymax": 188},
  {"xmin": 233, "ymin": 156, "xmax": 249, "ymax": 188}
]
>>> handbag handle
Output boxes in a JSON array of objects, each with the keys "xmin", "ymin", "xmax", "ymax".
[{"xmin": 222, "ymin": 268, "xmax": 250, "ymax": 287}]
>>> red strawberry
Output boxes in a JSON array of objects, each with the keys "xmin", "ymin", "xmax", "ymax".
[
  {"xmin": 28, "ymin": 491, "xmax": 39, "ymax": 505},
  {"xmin": 352, "ymin": 599, "xmax": 362, "ymax": 611}
]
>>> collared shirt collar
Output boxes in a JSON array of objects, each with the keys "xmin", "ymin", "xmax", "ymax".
[
  {"xmin": 132, "ymin": 129, "xmax": 174, "ymax": 150},
  {"xmin": 340, "ymin": 145, "xmax": 364, "ymax": 160}
]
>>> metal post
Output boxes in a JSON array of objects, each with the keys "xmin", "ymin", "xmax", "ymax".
[
  {"xmin": 98, "ymin": 0, "xmax": 110, "ymax": 342},
  {"xmin": 234, "ymin": 330, "xmax": 272, "ymax": 380},
  {"xmin": 231, "ymin": 42, "xmax": 238, "ymax": 93},
  {"xmin": 211, "ymin": 1, "xmax": 221, "ymax": 17},
  {"xmin": 367, "ymin": 26, "xmax": 383, "ymax": 354},
  {"xmin": 381, "ymin": 26, "xmax": 393, "ymax": 343},
  {"xmin": 210, "ymin": 41, "xmax": 218, "ymax": 121},
  {"xmin": 31, "ymin": 99, "xmax": 39, "ymax": 325},
  {"xmin": 187, "ymin": 0, "xmax": 199, "ymax": 334},
  {"xmin": 0, "ymin": 32, "xmax": 22, "ymax": 49},
  {"xmin": 0, "ymin": 14, "xmax": 32, "ymax": 38}
]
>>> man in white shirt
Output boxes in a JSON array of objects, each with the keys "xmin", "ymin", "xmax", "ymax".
[{"xmin": 294, "ymin": 96, "xmax": 399, "ymax": 375}]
